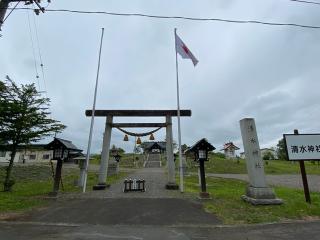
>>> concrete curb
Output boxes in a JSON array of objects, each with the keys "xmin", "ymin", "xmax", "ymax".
[{"xmin": 1, "ymin": 219, "xmax": 320, "ymax": 229}]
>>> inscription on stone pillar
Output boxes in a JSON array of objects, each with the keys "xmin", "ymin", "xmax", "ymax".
[
  {"xmin": 240, "ymin": 118, "xmax": 267, "ymax": 188},
  {"xmin": 239, "ymin": 118, "xmax": 283, "ymax": 205}
]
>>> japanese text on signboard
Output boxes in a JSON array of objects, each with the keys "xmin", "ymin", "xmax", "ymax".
[{"xmin": 284, "ymin": 134, "xmax": 320, "ymax": 161}]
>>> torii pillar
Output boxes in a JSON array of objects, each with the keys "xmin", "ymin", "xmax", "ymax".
[
  {"xmin": 165, "ymin": 116, "xmax": 179, "ymax": 189},
  {"xmin": 93, "ymin": 115, "xmax": 113, "ymax": 190}
]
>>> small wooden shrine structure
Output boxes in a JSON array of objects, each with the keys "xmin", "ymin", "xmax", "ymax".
[
  {"xmin": 221, "ymin": 142, "xmax": 239, "ymax": 159},
  {"xmin": 141, "ymin": 141, "xmax": 166, "ymax": 154}
]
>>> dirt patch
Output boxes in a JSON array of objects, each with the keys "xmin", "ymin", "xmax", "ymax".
[{"xmin": 0, "ymin": 212, "xmax": 27, "ymax": 221}]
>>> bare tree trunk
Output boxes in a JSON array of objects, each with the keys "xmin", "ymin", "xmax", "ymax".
[{"xmin": 4, "ymin": 144, "xmax": 17, "ymax": 191}]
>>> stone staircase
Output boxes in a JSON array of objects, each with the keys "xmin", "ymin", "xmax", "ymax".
[{"xmin": 144, "ymin": 153, "xmax": 161, "ymax": 168}]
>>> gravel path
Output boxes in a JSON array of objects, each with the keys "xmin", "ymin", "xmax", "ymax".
[
  {"xmin": 204, "ymin": 173, "xmax": 320, "ymax": 192},
  {"xmin": 63, "ymin": 153, "xmax": 184, "ymax": 199},
  {"xmin": 63, "ymin": 167, "xmax": 184, "ymax": 199}
]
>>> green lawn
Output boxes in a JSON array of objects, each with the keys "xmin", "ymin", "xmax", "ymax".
[
  {"xmin": 0, "ymin": 164, "xmax": 128, "ymax": 213},
  {"xmin": 184, "ymin": 175, "xmax": 320, "ymax": 224},
  {"xmin": 185, "ymin": 155, "xmax": 320, "ymax": 175}
]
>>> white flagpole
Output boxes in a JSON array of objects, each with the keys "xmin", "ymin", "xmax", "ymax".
[
  {"xmin": 82, "ymin": 28, "xmax": 105, "ymax": 193},
  {"xmin": 174, "ymin": 28, "xmax": 184, "ymax": 193}
]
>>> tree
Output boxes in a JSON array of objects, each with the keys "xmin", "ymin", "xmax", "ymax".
[
  {"xmin": 0, "ymin": 76, "xmax": 65, "ymax": 191},
  {"xmin": 262, "ymin": 151, "xmax": 275, "ymax": 161},
  {"xmin": 276, "ymin": 138, "xmax": 287, "ymax": 160},
  {"xmin": 118, "ymin": 147, "xmax": 125, "ymax": 154},
  {"xmin": 180, "ymin": 144, "xmax": 188, "ymax": 153}
]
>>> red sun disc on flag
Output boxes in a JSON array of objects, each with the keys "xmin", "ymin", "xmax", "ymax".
[{"xmin": 182, "ymin": 45, "xmax": 189, "ymax": 54}]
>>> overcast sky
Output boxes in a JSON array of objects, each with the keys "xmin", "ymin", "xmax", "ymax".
[{"xmin": 1, "ymin": 0, "xmax": 320, "ymax": 154}]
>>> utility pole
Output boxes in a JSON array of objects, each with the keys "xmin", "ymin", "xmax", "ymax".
[{"xmin": 0, "ymin": 0, "xmax": 49, "ymax": 31}]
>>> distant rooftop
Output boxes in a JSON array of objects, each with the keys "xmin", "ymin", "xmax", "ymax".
[
  {"xmin": 141, "ymin": 141, "xmax": 166, "ymax": 150},
  {"xmin": 221, "ymin": 142, "xmax": 240, "ymax": 151}
]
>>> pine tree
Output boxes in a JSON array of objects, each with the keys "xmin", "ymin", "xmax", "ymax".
[
  {"xmin": 0, "ymin": 76, "xmax": 66, "ymax": 191},
  {"xmin": 276, "ymin": 138, "xmax": 288, "ymax": 160}
]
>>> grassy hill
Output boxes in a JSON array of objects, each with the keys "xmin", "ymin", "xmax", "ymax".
[{"xmin": 185, "ymin": 153, "xmax": 320, "ymax": 175}]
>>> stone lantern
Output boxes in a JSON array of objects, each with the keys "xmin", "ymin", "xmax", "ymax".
[{"xmin": 111, "ymin": 147, "xmax": 121, "ymax": 162}]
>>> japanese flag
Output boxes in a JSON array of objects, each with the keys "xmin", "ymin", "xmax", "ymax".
[{"xmin": 175, "ymin": 33, "xmax": 199, "ymax": 66}]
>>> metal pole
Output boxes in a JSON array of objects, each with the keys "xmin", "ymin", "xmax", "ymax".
[
  {"xmin": 294, "ymin": 129, "xmax": 311, "ymax": 203},
  {"xmin": 82, "ymin": 28, "xmax": 105, "ymax": 193},
  {"xmin": 174, "ymin": 28, "xmax": 184, "ymax": 193},
  {"xmin": 134, "ymin": 136, "xmax": 136, "ymax": 167}
]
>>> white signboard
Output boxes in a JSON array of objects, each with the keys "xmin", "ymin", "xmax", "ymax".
[{"xmin": 284, "ymin": 134, "xmax": 320, "ymax": 161}]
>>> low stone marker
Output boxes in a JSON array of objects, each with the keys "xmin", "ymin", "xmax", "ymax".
[{"xmin": 240, "ymin": 118, "xmax": 283, "ymax": 205}]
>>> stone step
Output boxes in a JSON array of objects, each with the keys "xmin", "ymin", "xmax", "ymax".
[
  {"xmin": 145, "ymin": 161, "xmax": 161, "ymax": 168},
  {"xmin": 144, "ymin": 153, "xmax": 162, "ymax": 168}
]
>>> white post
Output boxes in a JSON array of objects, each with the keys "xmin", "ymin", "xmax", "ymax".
[
  {"xmin": 82, "ymin": 28, "xmax": 104, "ymax": 193},
  {"xmin": 98, "ymin": 116, "xmax": 113, "ymax": 185},
  {"xmin": 166, "ymin": 116, "xmax": 176, "ymax": 188},
  {"xmin": 174, "ymin": 28, "xmax": 184, "ymax": 193}
]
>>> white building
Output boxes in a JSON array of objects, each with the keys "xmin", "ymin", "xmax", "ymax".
[{"xmin": 0, "ymin": 144, "xmax": 53, "ymax": 163}]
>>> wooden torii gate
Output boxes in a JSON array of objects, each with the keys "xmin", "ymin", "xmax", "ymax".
[{"xmin": 85, "ymin": 109, "xmax": 192, "ymax": 190}]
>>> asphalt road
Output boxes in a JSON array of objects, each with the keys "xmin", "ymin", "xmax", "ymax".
[
  {"xmin": 1, "ymin": 220, "xmax": 320, "ymax": 240},
  {"xmin": 19, "ymin": 198, "xmax": 221, "ymax": 226}
]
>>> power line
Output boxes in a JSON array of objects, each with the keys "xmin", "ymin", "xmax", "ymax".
[
  {"xmin": 289, "ymin": 0, "xmax": 320, "ymax": 6},
  {"xmin": 26, "ymin": 10, "xmax": 40, "ymax": 90},
  {"xmin": 7, "ymin": 7, "xmax": 320, "ymax": 30},
  {"xmin": 32, "ymin": 6, "xmax": 48, "ymax": 97}
]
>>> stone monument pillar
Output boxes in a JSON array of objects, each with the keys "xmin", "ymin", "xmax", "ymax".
[
  {"xmin": 240, "ymin": 118, "xmax": 283, "ymax": 205},
  {"xmin": 94, "ymin": 115, "xmax": 113, "ymax": 190},
  {"xmin": 165, "ymin": 116, "xmax": 178, "ymax": 189}
]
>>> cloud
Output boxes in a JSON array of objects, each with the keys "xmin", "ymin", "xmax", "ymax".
[{"xmin": 1, "ymin": 0, "xmax": 320, "ymax": 154}]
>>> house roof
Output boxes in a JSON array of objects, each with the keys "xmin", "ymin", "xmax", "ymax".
[
  {"xmin": 46, "ymin": 138, "xmax": 82, "ymax": 152},
  {"xmin": 141, "ymin": 141, "xmax": 166, "ymax": 150},
  {"xmin": 0, "ymin": 139, "xmax": 82, "ymax": 153},
  {"xmin": 221, "ymin": 142, "xmax": 240, "ymax": 151}
]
